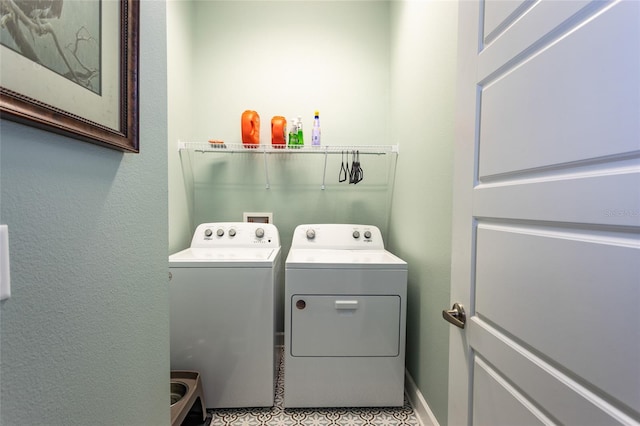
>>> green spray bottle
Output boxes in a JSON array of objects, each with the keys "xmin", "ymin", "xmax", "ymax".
[
  {"xmin": 296, "ymin": 116, "xmax": 304, "ymax": 146},
  {"xmin": 288, "ymin": 118, "xmax": 298, "ymax": 147}
]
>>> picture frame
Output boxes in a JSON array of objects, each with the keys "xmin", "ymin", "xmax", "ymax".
[{"xmin": 0, "ymin": 0, "xmax": 140, "ymax": 153}]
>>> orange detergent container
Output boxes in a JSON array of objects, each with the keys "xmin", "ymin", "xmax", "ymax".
[
  {"xmin": 241, "ymin": 110, "xmax": 260, "ymax": 147},
  {"xmin": 271, "ymin": 116, "xmax": 287, "ymax": 148}
]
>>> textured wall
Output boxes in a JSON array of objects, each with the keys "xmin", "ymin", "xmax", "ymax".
[
  {"xmin": 168, "ymin": 0, "xmax": 196, "ymax": 254},
  {"xmin": 388, "ymin": 1, "xmax": 459, "ymax": 424},
  {"xmin": 166, "ymin": 1, "xmax": 458, "ymax": 423},
  {"xmin": 0, "ymin": 2, "xmax": 169, "ymax": 425},
  {"xmin": 190, "ymin": 1, "xmax": 391, "ymax": 146},
  {"xmin": 167, "ymin": 1, "xmax": 394, "ymax": 333},
  {"xmin": 168, "ymin": 0, "xmax": 393, "ymax": 246}
]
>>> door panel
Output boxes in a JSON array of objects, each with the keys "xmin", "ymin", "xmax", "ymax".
[
  {"xmin": 476, "ymin": 224, "xmax": 640, "ymax": 410},
  {"xmin": 483, "ymin": 0, "xmax": 531, "ymax": 45},
  {"xmin": 473, "ymin": 357, "xmax": 550, "ymax": 426},
  {"xmin": 449, "ymin": 1, "xmax": 640, "ymax": 424},
  {"xmin": 479, "ymin": 0, "xmax": 640, "ymax": 178},
  {"xmin": 480, "ymin": 0, "xmax": 595, "ymax": 80},
  {"xmin": 469, "ymin": 319, "xmax": 636, "ymax": 425},
  {"xmin": 474, "ymin": 170, "xmax": 640, "ymax": 226}
]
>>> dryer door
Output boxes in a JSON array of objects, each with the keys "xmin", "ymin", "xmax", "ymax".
[{"xmin": 290, "ymin": 294, "xmax": 401, "ymax": 357}]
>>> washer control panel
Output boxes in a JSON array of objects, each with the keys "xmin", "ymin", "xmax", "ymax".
[
  {"xmin": 292, "ymin": 224, "xmax": 384, "ymax": 250},
  {"xmin": 190, "ymin": 222, "xmax": 280, "ymax": 248}
]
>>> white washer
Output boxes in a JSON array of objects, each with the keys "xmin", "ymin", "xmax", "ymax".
[
  {"xmin": 169, "ymin": 222, "xmax": 281, "ymax": 408},
  {"xmin": 284, "ymin": 224, "xmax": 408, "ymax": 408}
]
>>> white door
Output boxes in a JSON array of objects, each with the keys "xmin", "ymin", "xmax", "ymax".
[{"xmin": 447, "ymin": 1, "xmax": 640, "ymax": 425}]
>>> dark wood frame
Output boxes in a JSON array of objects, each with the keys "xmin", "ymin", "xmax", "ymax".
[{"xmin": 0, "ymin": 0, "xmax": 140, "ymax": 153}]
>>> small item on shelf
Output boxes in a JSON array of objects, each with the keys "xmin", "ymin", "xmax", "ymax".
[
  {"xmin": 241, "ymin": 110, "xmax": 260, "ymax": 148},
  {"xmin": 311, "ymin": 111, "xmax": 321, "ymax": 147},
  {"xmin": 271, "ymin": 116, "xmax": 287, "ymax": 148},
  {"xmin": 288, "ymin": 118, "xmax": 298, "ymax": 148},
  {"xmin": 208, "ymin": 139, "xmax": 226, "ymax": 149},
  {"xmin": 296, "ymin": 116, "xmax": 304, "ymax": 146}
]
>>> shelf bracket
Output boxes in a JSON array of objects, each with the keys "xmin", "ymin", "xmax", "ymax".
[
  {"xmin": 321, "ymin": 147, "xmax": 329, "ymax": 190},
  {"xmin": 263, "ymin": 147, "xmax": 270, "ymax": 189}
]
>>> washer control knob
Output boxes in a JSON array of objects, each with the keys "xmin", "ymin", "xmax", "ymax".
[
  {"xmin": 204, "ymin": 229, "xmax": 213, "ymax": 237},
  {"xmin": 352, "ymin": 231, "xmax": 360, "ymax": 239},
  {"xmin": 216, "ymin": 228, "xmax": 224, "ymax": 237},
  {"xmin": 306, "ymin": 229, "xmax": 316, "ymax": 240},
  {"xmin": 229, "ymin": 229, "xmax": 236, "ymax": 237},
  {"xmin": 364, "ymin": 230, "xmax": 372, "ymax": 239},
  {"xmin": 255, "ymin": 228, "xmax": 265, "ymax": 238}
]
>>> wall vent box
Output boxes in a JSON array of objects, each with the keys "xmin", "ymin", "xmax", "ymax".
[{"xmin": 243, "ymin": 212, "xmax": 273, "ymax": 224}]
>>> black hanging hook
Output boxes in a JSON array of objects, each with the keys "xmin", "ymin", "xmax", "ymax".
[
  {"xmin": 349, "ymin": 150, "xmax": 357, "ymax": 184},
  {"xmin": 350, "ymin": 150, "xmax": 363, "ymax": 184},
  {"xmin": 339, "ymin": 151, "xmax": 349, "ymax": 183}
]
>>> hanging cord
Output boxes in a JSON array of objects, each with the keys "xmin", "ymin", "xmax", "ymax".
[
  {"xmin": 350, "ymin": 150, "xmax": 363, "ymax": 184},
  {"xmin": 349, "ymin": 150, "xmax": 357, "ymax": 184},
  {"xmin": 355, "ymin": 150, "xmax": 363, "ymax": 184},
  {"xmin": 339, "ymin": 150, "xmax": 349, "ymax": 182}
]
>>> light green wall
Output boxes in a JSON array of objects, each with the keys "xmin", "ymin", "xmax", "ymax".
[
  {"xmin": 168, "ymin": 0, "xmax": 196, "ymax": 254},
  {"xmin": 167, "ymin": 1, "xmax": 458, "ymax": 424},
  {"xmin": 167, "ymin": 1, "xmax": 395, "ymax": 332},
  {"xmin": 189, "ymin": 1, "xmax": 391, "ymax": 145},
  {"xmin": 389, "ymin": 1, "xmax": 458, "ymax": 424},
  {"xmin": 168, "ymin": 0, "xmax": 393, "ymax": 245},
  {"xmin": 0, "ymin": 3, "xmax": 169, "ymax": 425}
]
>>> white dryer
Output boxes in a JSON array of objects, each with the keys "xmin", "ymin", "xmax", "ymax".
[
  {"xmin": 169, "ymin": 222, "xmax": 281, "ymax": 408},
  {"xmin": 284, "ymin": 224, "xmax": 407, "ymax": 408}
]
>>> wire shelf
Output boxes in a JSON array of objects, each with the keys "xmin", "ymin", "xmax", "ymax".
[{"xmin": 178, "ymin": 141, "xmax": 399, "ymax": 155}]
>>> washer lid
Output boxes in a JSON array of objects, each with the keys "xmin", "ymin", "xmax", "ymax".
[
  {"xmin": 169, "ymin": 247, "xmax": 280, "ymax": 268},
  {"xmin": 285, "ymin": 249, "xmax": 407, "ymax": 270}
]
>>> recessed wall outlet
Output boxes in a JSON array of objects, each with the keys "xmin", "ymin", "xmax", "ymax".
[{"xmin": 243, "ymin": 212, "xmax": 273, "ymax": 224}]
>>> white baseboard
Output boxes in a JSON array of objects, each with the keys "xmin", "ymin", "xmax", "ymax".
[{"xmin": 405, "ymin": 369, "xmax": 440, "ymax": 426}]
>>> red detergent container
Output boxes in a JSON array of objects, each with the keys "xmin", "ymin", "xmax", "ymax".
[
  {"xmin": 271, "ymin": 116, "xmax": 286, "ymax": 148},
  {"xmin": 241, "ymin": 110, "xmax": 260, "ymax": 147}
]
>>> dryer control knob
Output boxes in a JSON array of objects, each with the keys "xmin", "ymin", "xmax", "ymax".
[
  {"xmin": 204, "ymin": 229, "xmax": 213, "ymax": 237},
  {"xmin": 306, "ymin": 229, "xmax": 316, "ymax": 239},
  {"xmin": 255, "ymin": 228, "xmax": 265, "ymax": 238},
  {"xmin": 364, "ymin": 230, "xmax": 372, "ymax": 239},
  {"xmin": 216, "ymin": 228, "xmax": 224, "ymax": 237},
  {"xmin": 353, "ymin": 231, "xmax": 360, "ymax": 239},
  {"xmin": 229, "ymin": 229, "xmax": 236, "ymax": 237}
]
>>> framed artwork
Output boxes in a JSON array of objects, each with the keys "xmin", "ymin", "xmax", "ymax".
[{"xmin": 0, "ymin": 0, "xmax": 140, "ymax": 152}]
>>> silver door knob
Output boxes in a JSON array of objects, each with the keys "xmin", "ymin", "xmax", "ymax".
[{"xmin": 442, "ymin": 303, "xmax": 466, "ymax": 329}]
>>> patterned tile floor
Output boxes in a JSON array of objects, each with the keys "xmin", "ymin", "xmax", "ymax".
[{"xmin": 207, "ymin": 349, "xmax": 420, "ymax": 426}]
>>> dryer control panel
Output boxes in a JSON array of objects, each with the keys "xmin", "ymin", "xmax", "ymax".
[
  {"xmin": 291, "ymin": 224, "xmax": 384, "ymax": 250},
  {"xmin": 190, "ymin": 222, "xmax": 280, "ymax": 248}
]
